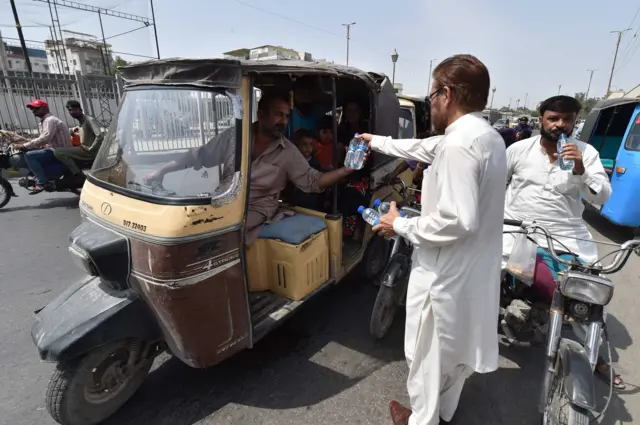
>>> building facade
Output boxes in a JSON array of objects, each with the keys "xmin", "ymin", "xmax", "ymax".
[
  {"xmin": 224, "ymin": 45, "xmax": 312, "ymax": 61},
  {"xmin": 0, "ymin": 42, "xmax": 50, "ymax": 73},
  {"xmin": 45, "ymin": 37, "xmax": 112, "ymax": 76}
]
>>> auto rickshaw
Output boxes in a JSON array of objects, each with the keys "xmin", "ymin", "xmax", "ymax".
[
  {"xmin": 31, "ymin": 58, "xmax": 402, "ymax": 425},
  {"xmin": 579, "ymin": 97, "xmax": 640, "ymax": 227}
]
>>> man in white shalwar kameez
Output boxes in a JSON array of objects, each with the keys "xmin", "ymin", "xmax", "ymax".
[
  {"xmin": 502, "ymin": 95, "xmax": 624, "ymax": 389},
  {"xmin": 359, "ymin": 54, "xmax": 507, "ymax": 425}
]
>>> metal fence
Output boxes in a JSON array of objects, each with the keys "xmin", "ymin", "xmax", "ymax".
[{"xmin": 0, "ymin": 70, "xmax": 120, "ymax": 136}]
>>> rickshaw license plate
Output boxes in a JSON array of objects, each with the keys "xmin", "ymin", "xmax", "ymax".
[{"xmin": 123, "ymin": 220, "xmax": 147, "ymax": 232}]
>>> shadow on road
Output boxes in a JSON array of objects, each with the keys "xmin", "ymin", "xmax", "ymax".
[
  {"xmin": 583, "ymin": 207, "xmax": 636, "ymax": 244},
  {"xmin": 0, "ymin": 196, "xmax": 79, "ymax": 213},
  {"xmin": 105, "ymin": 281, "xmax": 406, "ymax": 425}
]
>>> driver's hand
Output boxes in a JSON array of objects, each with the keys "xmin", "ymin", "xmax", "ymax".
[
  {"xmin": 143, "ymin": 170, "xmax": 162, "ymax": 184},
  {"xmin": 13, "ymin": 143, "xmax": 25, "ymax": 151}
]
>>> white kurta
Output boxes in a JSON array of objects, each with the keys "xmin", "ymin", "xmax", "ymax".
[
  {"xmin": 502, "ymin": 136, "xmax": 612, "ymax": 265},
  {"xmin": 371, "ymin": 113, "xmax": 507, "ymax": 424}
]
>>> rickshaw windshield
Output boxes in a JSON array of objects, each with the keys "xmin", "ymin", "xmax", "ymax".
[
  {"xmin": 90, "ymin": 87, "xmax": 241, "ymax": 202},
  {"xmin": 624, "ymin": 113, "xmax": 640, "ymax": 151}
]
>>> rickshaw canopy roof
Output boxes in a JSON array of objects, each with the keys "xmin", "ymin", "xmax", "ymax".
[
  {"xmin": 580, "ymin": 97, "xmax": 640, "ymax": 143},
  {"xmin": 119, "ymin": 58, "xmax": 388, "ymax": 91}
]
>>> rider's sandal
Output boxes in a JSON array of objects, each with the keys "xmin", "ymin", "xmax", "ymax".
[
  {"xmin": 595, "ymin": 361, "xmax": 626, "ymax": 390},
  {"xmin": 29, "ymin": 185, "xmax": 45, "ymax": 194}
]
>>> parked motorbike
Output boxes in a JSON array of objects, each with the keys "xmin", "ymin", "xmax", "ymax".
[
  {"xmin": 502, "ymin": 219, "xmax": 640, "ymax": 425},
  {"xmin": 369, "ymin": 179, "xmax": 422, "ymax": 339},
  {"xmin": 0, "ymin": 144, "xmax": 90, "ymax": 209}
]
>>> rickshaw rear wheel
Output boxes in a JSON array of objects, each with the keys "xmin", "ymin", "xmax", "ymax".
[
  {"xmin": 361, "ymin": 235, "xmax": 391, "ymax": 280},
  {"xmin": 46, "ymin": 339, "xmax": 152, "ymax": 425}
]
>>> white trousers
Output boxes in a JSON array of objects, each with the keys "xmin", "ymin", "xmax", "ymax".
[{"xmin": 406, "ymin": 290, "xmax": 472, "ymax": 425}]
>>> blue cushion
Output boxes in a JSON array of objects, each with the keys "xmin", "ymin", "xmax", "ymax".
[
  {"xmin": 601, "ymin": 158, "xmax": 615, "ymax": 170},
  {"xmin": 259, "ymin": 214, "xmax": 327, "ymax": 245}
]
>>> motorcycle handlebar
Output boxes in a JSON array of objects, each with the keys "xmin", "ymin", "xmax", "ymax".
[{"xmin": 505, "ymin": 219, "xmax": 640, "ymax": 275}]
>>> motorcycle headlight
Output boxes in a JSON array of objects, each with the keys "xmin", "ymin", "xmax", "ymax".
[{"xmin": 559, "ymin": 271, "xmax": 613, "ymax": 306}]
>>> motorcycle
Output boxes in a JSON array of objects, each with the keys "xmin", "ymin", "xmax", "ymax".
[
  {"xmin": 0, "ymin": 143, "xmax": 91, "ymax": 209},
  {"xmin": 502, "ymin": 219, "xmax": 640, "ymax": 425},
  {"xmin": 369, "ymin": 179, "xmax": 422, "ymax": 339}
]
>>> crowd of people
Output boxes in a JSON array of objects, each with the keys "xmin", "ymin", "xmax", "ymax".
[{"xmin": 3, "ymin": 53, "xmax": 618, "ymax": 425}]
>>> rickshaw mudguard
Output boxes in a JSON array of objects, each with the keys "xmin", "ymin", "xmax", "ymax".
[{"xmin": 31, "ymin": 276, "xmax": 160, "ymax": 362}]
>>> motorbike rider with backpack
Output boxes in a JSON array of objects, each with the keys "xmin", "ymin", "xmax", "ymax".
[{"xmin": 502, "ymin": 95, "xmax": 624, "ymax": 389}]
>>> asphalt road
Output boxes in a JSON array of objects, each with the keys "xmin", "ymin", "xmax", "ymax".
[{"xmin": 1, "ymin": 184, "xmax": 639, "ymax": 425}]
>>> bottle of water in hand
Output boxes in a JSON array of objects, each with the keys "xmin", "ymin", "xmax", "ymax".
[
  {"xmin": 358, "ymin": 205, "xmax": 381, "ymax": 226},
  {"xmin": 344, "ymin": 133, "xmax": 360, "ymax": 168},
  {"xmin": 557, "ymin": 134, "xmax": 574, "ymax": 171},
  {"xmin": 373, "ymin": 199, "xmax": 407, "ymax": 217},
  {"xmin": 351, "ymin": 141, "xmax": 368, "ymax": 170}
]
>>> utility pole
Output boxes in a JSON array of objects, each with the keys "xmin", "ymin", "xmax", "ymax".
[
  {"xmin": 427, "ymin": 58, "xmax": 437, "ymax": 92},
  {"xmin": 516, "ymin": 98, "xmax": 520, "ymax": 111},
  {"xmin": 8, "ymin": 0, "xmax": 34, "ymax": 74},
  {"xmin": 508, "ymin": 97, "xmax": 512, "ymax": 110},
  {"xmin": 605, "ymin": 29, "xmax": 631, "ymax": 98},
  {"xmin": 524, "ymin": 93, "xmax": 528, "ymax": 109},
  {"xmin": 558, "ymin": 85, "xmax": 562, "ymax": 95},
  {"xmin": 150, "ymin": 0, "xmax": 160, "ymax": 59},
  {"xmin": 490, "ymin": 87, "xmax": 496, "ymax": 110},
  {"xmin": 586, "ymin": 69, "xmax": 597, "ymax": 99},
  {"xmin": 342, "ymin": 22, "xmax": 355, "ymax": 66}
]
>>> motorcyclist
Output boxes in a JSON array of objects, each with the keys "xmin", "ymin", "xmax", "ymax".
[
  {"xmin": 502, "ymin": 95, "xmax": 624, "ymax": 389},
  {"xmin": 12, "ymin": 100, "xmax": 72, "ymax": 193}
]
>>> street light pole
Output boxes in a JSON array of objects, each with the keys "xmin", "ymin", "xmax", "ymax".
[
  {"xmin": 516, "ymin": 99, "xmax": 520, "ymax": 111},
  {"xmin": 605, "ymin": 29, "xmax": 631, "ymax": 98},
  {"xmin": 427, "ymin": 58, "xmax": 437, "ymax": 92},
  {"xmin": 524, "ymin": 93, "xmax": 528, "ymax": 110},
  {"xmin": 508, "ymin": 98, "xmax": 512, "ymax": 110},
  {"xmin": 558, "ymin": 85, "xmax": 562, "ymax": 95},
  {"xmin": 391, "ymin": 48, "xmax": 398, "ymax": 87},
  {"xmin": 342, "ymin": 22, "xmax": 356, "ymax": 66}
]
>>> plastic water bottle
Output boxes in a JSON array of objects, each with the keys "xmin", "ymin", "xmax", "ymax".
[
  {"xmin": 344, "ymin": 133, "xmax": 360, "ymax": 168},
  {"xmin": 351, "ymin": 141, "xmax": 368, "ymax": 170},
  {"xmin": 357, "ymin": 205, "xmax": 380, "ymax": 226},
  {"xmin": 373, "ymin": 199, "xmax": 406, "ymax": 217},
  {"xmin": 557, "ymin": 134, "xmax": 574, "ymax": 171}
]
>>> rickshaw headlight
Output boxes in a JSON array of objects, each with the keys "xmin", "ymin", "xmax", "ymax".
[{"xmin": 559, "ymin": 271, "xmax": 613, "ymax": 306}]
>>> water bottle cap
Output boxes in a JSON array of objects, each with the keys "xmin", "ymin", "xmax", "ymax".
[
  {"xmin": 357, "ymin": 205, "xmax": 365, "ymax": 214},
  {"xmin": 354, "ymin": 132, "xmax": 360, "ymax": 137},
  {"xmin": 373, "ymin": 199, "xmax": 381, "ymax": 208}
]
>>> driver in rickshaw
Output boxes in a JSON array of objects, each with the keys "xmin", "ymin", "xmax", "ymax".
[{"xmin": 144, "ymin": 92, "xmax": 360, "ymax": 245}]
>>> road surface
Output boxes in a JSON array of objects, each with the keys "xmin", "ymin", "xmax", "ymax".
[{"xmin": 0, "ymin": 186, "xmax": 639, "ymax": 425}]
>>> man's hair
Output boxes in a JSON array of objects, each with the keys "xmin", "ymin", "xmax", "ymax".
[
  {"xmin": 432, "ymin": 54, "xmax": 490, "ymax": 113},
  {"xmin": 539, "ymin": 96, "xmax": 581, "ymax": 116},
  {"xmin": 66, "ymin": 99, "xmax": 81, "ymax": 109},
  {"xmin": 258, "ymin": 91, "xmax": 289, "ymax": 112},
  {"xmin": 519, "ymin": 116, "xmax": 528, "ymax": 122},
  {"xmin": 292, "ymin": 128, "xmax": 314, "ymax": 144},
  {"xmin": 317, "ymin": 115, "xmax": 334, "ymax": 132}
]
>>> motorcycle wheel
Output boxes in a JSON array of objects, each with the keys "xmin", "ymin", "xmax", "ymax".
[
  {"xmin": 370, "ymin": 259, "xmax": 405, "ymax": 339},
  {"xmin": 46, "ymin": 339, "xmax": 152, "ymax": 425},
  {"xmin": 542, "ymin": 363, "xmax": 591, "ymax": 425},
  {"xmin": 361, "ymin": 235, "xmax": 391, "ymax": 280},
  {"xmin": 0, "ymin": 177, "xmax": 11, "ymax": 209}
]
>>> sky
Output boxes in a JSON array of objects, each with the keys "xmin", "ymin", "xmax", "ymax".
[{"xmin": 2, "ymin": 0, "xmax": 640, "ymax": 109}]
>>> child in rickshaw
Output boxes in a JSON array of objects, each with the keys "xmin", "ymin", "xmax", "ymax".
[{"xmin": 283, "ymin": 129, "xmax": 326, "ymax": 210}]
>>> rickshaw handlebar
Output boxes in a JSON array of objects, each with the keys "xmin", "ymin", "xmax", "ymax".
[{"xmin": 503, "ymin": 219, "xmax": 640, "ymax": 275}]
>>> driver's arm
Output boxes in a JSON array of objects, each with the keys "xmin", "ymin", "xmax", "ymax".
[{"xmin": 285, "ymin": 140, "xmax": 352, "ymax": 192}]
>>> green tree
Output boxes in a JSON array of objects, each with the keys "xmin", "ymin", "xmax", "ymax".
[
  {"xmin": 109, "ymin": 56, "xmax": 130, "ymax": 76},
  {"xmin": 574, "ymin": 92, "xmax": 600, "ymax": 119}
]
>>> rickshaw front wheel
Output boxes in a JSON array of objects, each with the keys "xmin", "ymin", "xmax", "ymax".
[{"xmin": 46, "ymin": 339, "xmax": 153, "ymax": 425}]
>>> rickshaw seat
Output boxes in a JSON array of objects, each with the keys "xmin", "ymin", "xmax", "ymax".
[
  {"xmin": 600, "ymin": 158, "xmax": 615, "ymax": 170},
  {"xmin": 258, "ymin": 214, "xmax": 327, "ymax": 245}
]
